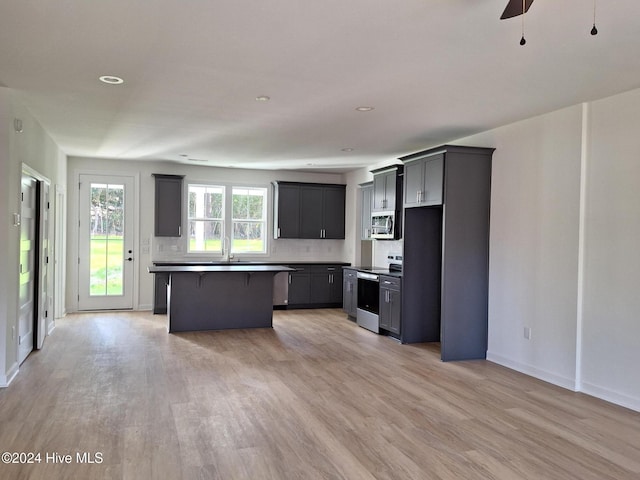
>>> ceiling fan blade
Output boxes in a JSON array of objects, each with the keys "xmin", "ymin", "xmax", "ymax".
[{"xmin": 500, "ymin": 0, "xmax": 534, "ymax": 19}]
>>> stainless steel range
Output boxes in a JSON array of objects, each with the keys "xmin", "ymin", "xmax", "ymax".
[
  {"xmin": 356, "ymin": 271, "xmax": 380, "ymax": 333},
  {"xmin": 355, "ymin": 253, "xmax": 402, "ymax": 333}
]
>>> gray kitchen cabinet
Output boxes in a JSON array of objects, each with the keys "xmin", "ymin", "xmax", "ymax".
[
  {"xmin": 400, "ymin": 145, "xmax": 494, "ymax": 361},
  {"xmin": 403, "ymin": 153, "xmax": 444, "ymax": 208},
  {"xmin": 299, "ymin": 185, "xmax": 324, "ymax": 238},
  {"xmin": 310, "ymin": 266, "xmax": 341, "ymax": 305},
  {"xmin": 371, "ymin": 165, "xmax": 402, "ymax": 212},
  {"xmin": 153, "ymin": 174, "xmax": 184, "ymax": 237},
  {"xmin": 342, "ymin": 268, "xmax": 357, "ymax": 318},
  {"xmin": 273, "ymin": 183, "xmax": 300, "ymax": 238},
  {"xmin": 321, "ymin": 186, "xmax": 346, "ymax": 239},
  {"xmin": 287, "ymin": 264, "xmax": 345, "ymax": 308},
  {"xmin": 273, "ymin": 182, "xmax": 345, "ymax": 239},
  {"xmin": 360, "ymin": 182, "xmax": 373, "ymax": 240},
  {"xmin": 287, "ymin": 268, "xmax": 312, "ymax": 305},
  {"xmin": 379, "ymin": 275, "xmax": 401, "ymax": 335}
]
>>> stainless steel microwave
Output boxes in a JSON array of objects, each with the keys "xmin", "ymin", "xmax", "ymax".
[{"xmin": 371, "ymin": 212, "xmax": 396, "ymax": 239}]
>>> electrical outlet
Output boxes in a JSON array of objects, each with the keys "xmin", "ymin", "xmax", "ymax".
[{"xmin": 524, "ymin": 327, "xmax": 532, "ymax": 340}]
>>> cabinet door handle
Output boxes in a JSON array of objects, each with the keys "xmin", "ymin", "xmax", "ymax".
[
  {"xmin": 277, "ymin": 227, "xmax": 281, "ymax": 238},
  {"xmin": 288, "ymin": 274, "xmax": 292, "ymax": 284},
  {"xmin": 178, "ymin": 225, "xmax": 182, "ymax": 237}
]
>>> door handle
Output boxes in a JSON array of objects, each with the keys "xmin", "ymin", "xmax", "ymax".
[{"xmin": 127, "ymin": 257, "xmax": 133, "ymax": 262}]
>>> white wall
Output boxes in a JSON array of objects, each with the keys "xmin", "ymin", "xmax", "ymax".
[
  {"xmin": 450, "ymin": 89, "xmax": 640, "ymax": 411},
  {"xmin": 0, "ymin": 88, "xmax": 67, "ymax": 386},
  {"xmin": 580, "ymin": 89, "xmax": 640, "ymax": 409},
  {"xmin": 66, "ymin": 157, "xmax": 347, "ymax": 311},
  {"xmin": 457, "ymin": 106, "xmax": 583, "ymax": 390}
]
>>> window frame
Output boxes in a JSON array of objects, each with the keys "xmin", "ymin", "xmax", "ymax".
[{"xmin": 185, "ymin": 181, "xmax": 269, "ymax": 257}]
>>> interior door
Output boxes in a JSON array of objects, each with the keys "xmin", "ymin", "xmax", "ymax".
[
  {"xmin": 36, "ymin": 180, "xmax": 51, "ymax": 348},
  {"xmin": 78, "ymin": 175, "xmax": 134, "ymax": 310},
  {"xmin": 18, "ymin": 175, "xmax": 37, "ymax": 364}
]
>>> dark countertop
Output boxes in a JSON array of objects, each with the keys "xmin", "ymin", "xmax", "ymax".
[
  {"xmin": 152, "ymin": 260, "xmax": 350, "ymax": 266},
  {"xmin": 148, "ymin": 265, "xmax": 294, "ymax": 274},
  {"xmin": 345, "ymin": 265, "xmax": 403, "ymax": 278}
]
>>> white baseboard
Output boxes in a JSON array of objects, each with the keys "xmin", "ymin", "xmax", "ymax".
[
  {"xmin": 0, "ymin": 362, "xmax": 19, "ymax": 388},
  {"xmin": 136, "ymin": 304, "xmax": 152, "ymax": 311},
  {"xmin": 486, "ymin": 351, "xmax": 577, "ymax": 391},
  {"xmin": 47, "ymin": 321, "xmax": 56, "ymax": 335},
  {"xmin": 487, "ymin": 351, "xmax": 640, "ymax": 413},
  {"xmin": 580, "ymin": 381, "xmax": 640, "ymax": 413}
]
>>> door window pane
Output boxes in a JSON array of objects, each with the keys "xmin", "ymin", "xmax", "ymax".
[{"xmin": 89, "ymin": 183, "xmax": 124, "ymax": 296}]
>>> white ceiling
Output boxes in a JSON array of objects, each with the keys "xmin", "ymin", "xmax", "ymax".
[{"xmin": 1, "ymin": 0, "xmax": 639, "ymax": 173}]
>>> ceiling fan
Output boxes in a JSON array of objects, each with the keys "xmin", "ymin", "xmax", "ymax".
[
  {"xmin": 500, "ymin": 0, "xmax": 534, "ymax": 20},
  {"xmin": 500, "ymin": 0, "xmax": 599, "ymax": 44}
]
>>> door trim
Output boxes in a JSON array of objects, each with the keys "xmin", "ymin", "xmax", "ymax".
[
  {"xmin": 72, "ymin": 169, "xmax": 140, "ymax": 312},
  {"xmin": 20, "ymin": 164, "xmax": 51, "ymax": 355}
]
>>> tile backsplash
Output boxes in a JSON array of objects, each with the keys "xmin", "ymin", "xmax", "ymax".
[
  {"xmin": 151, "ymin": 236, "xmax": 346, "ymax": 262},
  {"xmin": 372, "ymin": 239, "xmax": 403, "ymax": 268}
]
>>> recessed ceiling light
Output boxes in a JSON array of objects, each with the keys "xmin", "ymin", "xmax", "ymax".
[
  {"xmin": 341, "ymin": 148, "xmax": 354, "ymax": 152},
  {"xmin": 256, "ymin": 95, "xmax": 270, "ymax": 102},
  {"xmin": 99, "ymin": 75, "xmax": 124, "ymax": 85},
  {"xmin": 355, "ymin": 106, "xmax": 374, "ymax": 112}
]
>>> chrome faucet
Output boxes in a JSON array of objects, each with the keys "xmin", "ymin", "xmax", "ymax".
[{"xmin": 221, "ymin": 236, "xmax": 233, "ymax": 262}]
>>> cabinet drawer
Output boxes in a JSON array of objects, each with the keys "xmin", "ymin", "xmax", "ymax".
[{"xmin": 380, "ymin": 275, "xmax": 401, "ymax": 289}]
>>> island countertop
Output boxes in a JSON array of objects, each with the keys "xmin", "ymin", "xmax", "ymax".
[{"xmin": 148, "ymin": 264, "xmax": 294, "ymax": 274}]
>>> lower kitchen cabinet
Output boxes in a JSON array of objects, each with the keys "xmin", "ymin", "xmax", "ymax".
[
  {"xmin": 379, "ymin": 275, "xmax": 401, "ymax": 335},
  {"xmin": 151, "ymin": 262, "xmax": 349, "ymax": 313},
  {"xmin": 288, "ymin": 269, "xmax": 312, "ymax": 305},
  {"xmin": 287, "ymin": 264, "xmax": 344, "ymax": 308},
  {"xmin": 342, "ymin": 268, "xmax": 357, "ymax": 318}
]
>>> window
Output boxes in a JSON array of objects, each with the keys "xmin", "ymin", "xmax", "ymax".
[
  {"xmin": 232, "ymin": 187, "xmax": 267, "ymax": 253},
  {"xmin": 187, "ymin": 184, "xmax": 268, "ymax": 255},
  {"xmin": 188, "ymin": 185, "xmax": 224, "ymax": 252}
]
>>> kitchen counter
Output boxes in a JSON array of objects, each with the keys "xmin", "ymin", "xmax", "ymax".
[
  {"xmin": 152, "ymin": 260, "xmax": 351, "ymax": 266},
  {"xmin": 345, "ymin": 266, "xmax": 403, "ymax": 278},
  {"xmin": 148, "ymin": 264, "xmax": 293, "ymax": 333}
]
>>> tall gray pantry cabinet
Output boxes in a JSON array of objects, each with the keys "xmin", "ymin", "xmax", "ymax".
[{"xmin": 399, "ymin": 145, "xmax": 494, "ymax": 361}]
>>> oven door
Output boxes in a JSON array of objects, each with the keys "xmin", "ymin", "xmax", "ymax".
[{"xmin": 356, "ymin": 272, "xmax": 379, "ymax": 333}]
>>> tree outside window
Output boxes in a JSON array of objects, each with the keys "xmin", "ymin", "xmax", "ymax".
[
  {"xmin": 188, "ymin": 185, "xmax": 224, "ymax": 252},
  {"xmin": 232, "ymin": 187, "xmax": 267, "ymax": 253}
]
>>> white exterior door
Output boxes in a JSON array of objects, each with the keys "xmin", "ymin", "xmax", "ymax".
[{"xmin": 78, "ymin": 175, "xmax": 135, "ymax": 310}]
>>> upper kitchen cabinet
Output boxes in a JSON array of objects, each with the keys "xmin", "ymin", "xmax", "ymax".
[
  {"xmin": 371, "ymin": 165, "xmax": 403, "ymax": 212},
  {"xmin": 401, "ymin": 152, "xmax": 444, "ymax": 208},
  {"xmin": 273, "ymin": 181, "xmax": 346, "ymax": 239},
  {"xmin": 153, "ymin": 174, "xmax": 184, "ymax": 237},
  {"xmin": 273, "ymin": 182, "xmax": 300, "ymax": 238}
]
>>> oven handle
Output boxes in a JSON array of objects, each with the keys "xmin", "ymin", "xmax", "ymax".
[{"xmin": 357, "ymin": 272, "xmax": 379, "ymax": 282}]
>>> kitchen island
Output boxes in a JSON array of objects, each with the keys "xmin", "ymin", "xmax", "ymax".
[{"xmin": 148, "ymin": 264, "xmax": 293, "ymax": 333}]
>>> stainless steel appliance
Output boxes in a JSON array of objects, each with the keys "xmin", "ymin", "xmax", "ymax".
[
  {"xmin": 272, "ymin": 271, "xmax": 289, "ymax": 306},
  {"xmin": 371, "ymin": 212, "xmax": 396, "ymax": 239},
  {"xmin": 356, "ymin": 271, "xmax": 380, "ymax": 332}
]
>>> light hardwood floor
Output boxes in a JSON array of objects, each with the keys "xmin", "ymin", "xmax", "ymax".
[{"xmin": 1, "ymin": 309, "xmax": 639, "ymax": 479}]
